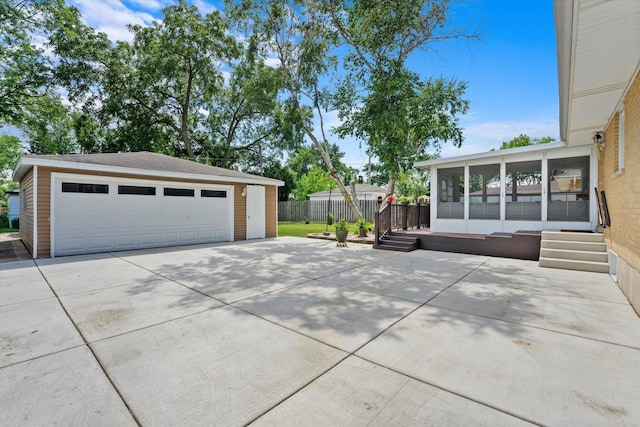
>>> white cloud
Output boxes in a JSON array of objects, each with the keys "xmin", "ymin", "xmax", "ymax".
[
  {"xmin": 440, "ymin": 117, "xmax": 560, "ymax": 158},
  {"xmin": 68, "ymin": 0, "xmax": 156, "ymax": 42}
]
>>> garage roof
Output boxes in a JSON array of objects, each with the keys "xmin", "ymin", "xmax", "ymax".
[{"xmin": 13, "ymin": 151, "xmax": 284, "ymax": 186}]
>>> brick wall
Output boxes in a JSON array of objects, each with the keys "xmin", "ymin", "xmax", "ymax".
[{"xmin": 600, "ymin": 72, "xmax": 640, "ymax": 314}]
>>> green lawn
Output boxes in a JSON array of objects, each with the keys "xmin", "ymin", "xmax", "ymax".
[
  {"xmin": 278, "ymin": 221, "xmax": 333, "ymax": 237},
  {"xmin": 0, "ymin": 228, "xmax": 18, "ymax": 234}
]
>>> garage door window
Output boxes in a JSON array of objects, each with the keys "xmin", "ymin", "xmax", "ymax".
[
  {"xmin": 118, "ymin": 185, "xmax": 156, "ymax": 195},
  {"xmin": 201, "ymin": 190, "xmax": 226, "ymax": 198},
  {"xmin": 164, "ymin": 188, "xmax": 195, "ymax": 197},
  {"xmin": 62, "ymin": 182, "xmax": 109, "ymax": 194}
]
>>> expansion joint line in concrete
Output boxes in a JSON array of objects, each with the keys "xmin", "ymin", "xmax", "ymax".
[{"xmin": 34, "ymin": 263, "xmax": 143, "ymax": 427}]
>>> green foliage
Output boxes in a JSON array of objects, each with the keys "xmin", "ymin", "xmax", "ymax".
[
  {"xmin": 326, "ymin": 213, "xmax": 334, "ymax": 225},
  {"xmin": 0, "ymin": 135, "xmax": 24, "ymax": 179},
  {"xmin": 292, "ymin": 165, "xmax": 335, "ymax": 200},
  {"xmin": 394, "ymin": 171, "xmax": 429, "ymax": 201},
  {"xmin": 260, "ymin": 160, "xmax": 296, "ymax": 201},
  {"xmin": 10, "ymin": 217, "xmax": 19, "ymax": 229},
  {"xmin": 286, "ymin": 144, "xmax": 355, "ymax": 183},
  {"xmin": 334, "ymin": 218, "xmax": 349, "ymax": 231},
  {"xmin": 0, "ymin": 213, "xmax": 8, "ymax": 229},
  {"xmin": 278, "ymin": 221, "xmax": 327, "ymax": 237},
  {"xmin": 495, "ymin": 134, "xmax": 554, "ymax": 150},
  {"xmin": 355, "ymin": 217, "xmax": 371, "ymax": 229},
  {"xmin": 325, "ymin": 0, "xmax": 477, "ymax": 192},
  {"xmin": 0, "ymin": 0, "xmax": 55, "ymax": 125}
]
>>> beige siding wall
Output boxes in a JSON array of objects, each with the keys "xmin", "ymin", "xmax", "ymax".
[
  {"xmin": 37, "ymin": 168, "xmax": 52, "ymax": 258},
  {"xmin": 30, "ymin": 167, "xmax": 279, "ymax": 256},
  {"xmin": 19, "ymin": 169, "xmax": 34, "ymax": 256},
  {"xmin": 600, "ymin": 72, "xmax": 640, "ymax": 314},
  {"xmin": 265, "ymin": 186, "xmax": 277, "ymax": 238},
  {"xmin": 233, "ymin": 183, "xmax": 246, "ymax": 241}
]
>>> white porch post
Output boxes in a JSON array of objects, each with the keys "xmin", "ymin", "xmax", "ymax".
[
  {"xmin": 500, "ymin": 159, "xmax": 506, "ymax": 231},
  {"xmin": 541, "ymin": 154, "xmax": 548, "ymax": 222}
]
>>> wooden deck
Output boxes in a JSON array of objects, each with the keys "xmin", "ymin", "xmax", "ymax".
[{"xmin": 390, "ymin": 229, "xmax": 542, "ymax": 260}]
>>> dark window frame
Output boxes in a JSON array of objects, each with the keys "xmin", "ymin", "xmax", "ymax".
[
  {"xmin": 62, "ymin": 182, "xmax": 109, "ymax": 194},
  {"xmin": 118, "ymin": 185, "xmax": 156, "ymax": 196},
  {"xmin": 201, "ymin": 189, "xmax": 227, "ymax": 198},
  {"xmin": 164, "ymin": 188, "xmax": 195, "ymax": 197}
]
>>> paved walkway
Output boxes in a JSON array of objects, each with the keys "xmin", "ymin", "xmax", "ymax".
[
  {"xmin": 0, "ymin": 233, "xmax": 31, "ymax": 263},
  {"xmin": 1, "ymin": 237, "xmax": 639, "ymax": 425}
]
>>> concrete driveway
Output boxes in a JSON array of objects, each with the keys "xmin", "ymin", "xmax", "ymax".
[{"xmin": 1, "ymin": 237, "xmax": 639, "ymax": 426}]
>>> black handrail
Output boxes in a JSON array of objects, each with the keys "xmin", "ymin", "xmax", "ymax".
[{"xmin": 374, "ymin": 203, "xmax": 430, "ymax": 247}]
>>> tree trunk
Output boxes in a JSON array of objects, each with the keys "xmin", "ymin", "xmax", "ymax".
[{"xmin": 295, "ymin": 105, "xmax": 363, "ymax": 220}]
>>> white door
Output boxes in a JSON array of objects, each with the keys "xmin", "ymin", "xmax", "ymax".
[
  {"xmin": 246, "ymin": 185, "xmax": 265, "ymax": 239},
  {"xmin": 52, "ymin": 174, "xmax": 233, "ymax": 256}
]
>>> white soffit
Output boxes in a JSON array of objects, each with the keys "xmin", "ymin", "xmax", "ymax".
[{"xmin": 564, "ymin": 0, "xmax": 640, "ymax": 146}]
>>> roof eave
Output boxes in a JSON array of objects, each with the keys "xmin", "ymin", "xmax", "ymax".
[
  {"xmin": 414, "ymin": 141, "xmax": 566, "ymax": 168},
  {"xmin": 12, "ymin": 157, "xmax": 284, "ymax": 187},
  {"xmin": 554, "ymin": 0, "xmax": 575, "ymax": 143}
]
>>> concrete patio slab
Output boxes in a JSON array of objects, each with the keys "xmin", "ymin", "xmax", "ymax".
[
  {"xmin": 254, "ymin": 356, "xmax": 531, "ymax": 426},
  {"xmin": 356, "ymin": 305, "xmax": 640, "ymax": 426},
  {"xmin": 318, "ymin": 251, "xmax": 489, "ymax": 303},
  {"xmin": 2, "ymin": 238, "xmax": 639, "ymax": 425},
  {"xmin": 0, "ymin": 297, "xmax": 84, "ymax": 367},
  {"xmin": 462, "ymin": 257, "xmax": 630, "ymax": 304},
  {"xmin": 430, "ymin": 280, "xmax": 640, "ymax": 348},
  {"xmin": 90, "ymin": 306, "xmax": 346, "ymax": 426},
  {"xmin": 235, "ymin": 282, "xmax": 420, "ymax": 352},
  {"xmin": 0, "ymin": 260, "xmax": 53, "ymax": 306},
  {"xmin": 59, "ymin": 279, "xmax": 223, "ymax": 342},
  {"xmin": 36, "ymin": 253, "xmax": 165, "ymax": 295},
  {"xmin": 165, "ymin": 267, "xmax": 310, "ymax": 303},
  {"xmin": 0, "ymin": 346, "xmax": 135, "ymax": 426}
]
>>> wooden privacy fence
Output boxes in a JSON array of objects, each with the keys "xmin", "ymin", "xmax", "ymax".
[{"xmin": 278, "ymin": 200, "xmax": 379, "ymax": 222}]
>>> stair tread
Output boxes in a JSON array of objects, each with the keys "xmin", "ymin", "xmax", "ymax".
[{"xmin": 539, "ymin": 257, "xmax": 608, "ymax": 265}]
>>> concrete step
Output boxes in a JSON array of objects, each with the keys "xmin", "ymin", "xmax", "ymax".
[
  {"xmin": 538, "ymin": 257, "xmax": 609, "ymax": 273},
  {"xmin": 541, "ymin": 231, "xmax": 604, "ymax": 243},
  {"xmin": 540, "ymin": 240, "xmax": 606, "ymax": 252},
  {"xmin": 539, "ymin": 248, "xmax": 608, "ymax": 263}
]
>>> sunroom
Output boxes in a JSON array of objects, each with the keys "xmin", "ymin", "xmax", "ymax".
[{"xmin": 415, "ymin": 142, "xmax": 600, "ymax": 235}]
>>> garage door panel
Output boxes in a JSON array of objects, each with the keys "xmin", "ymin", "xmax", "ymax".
[{"xmin": 54, "ymin": 176, "xmax": 233, "ymax": 256}]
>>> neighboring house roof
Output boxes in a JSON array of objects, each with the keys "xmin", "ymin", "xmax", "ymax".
[
  {"xmin": 468, "ymin": 181, "xmax": 576, "ymax": 196},
  {"xmin": 12, "ymin": 152, "xmax": 284, "ymax": 186},
  {"xmin": 555, "ymin": 0, "xmax": 640, "ymax": 145},
  {"xmin": 309, "ymin": 183, "xmax": 387, "ymax": 198}
]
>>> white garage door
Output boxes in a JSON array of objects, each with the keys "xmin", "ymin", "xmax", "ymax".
[{"xmin": 52, "ymin": 174, "xmax": 233, "ymax": 257}]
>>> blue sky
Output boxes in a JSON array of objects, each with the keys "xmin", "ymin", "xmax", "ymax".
[{"xmin": 67, "ymin": 0, "xmax": 560, "ymax": 170}]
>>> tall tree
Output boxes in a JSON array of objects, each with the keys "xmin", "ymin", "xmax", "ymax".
[
  {"xmin": 226, "ymin": 0, "xmax": 364, "ymax": 218},
  {"xmin": 205, "ymin": 45, "xmax": 304, "ymax": 168},
  {"xmin": 323, "ymin": 0, "xmax": 477, "ymax": 196},
  {"xmin": 49, "ymin": 0, "xmax": 240, "ymax": 160},
  {"xmin": 0, "ymin": 0, "xmax": 54, "ymax": 125}
]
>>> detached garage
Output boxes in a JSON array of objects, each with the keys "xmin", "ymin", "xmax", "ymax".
[{"xmin": 12, "ymin": 152, "xmax": 283, "ymax": 259}]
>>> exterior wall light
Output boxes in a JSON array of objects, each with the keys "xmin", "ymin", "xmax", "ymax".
[
  {"xmin": 593, "ymin": 132, "xmax": 605, "ymax": 152},
  {"xmin": 241, "ymin": 186, "xmax": 247, "ymax": 197}
]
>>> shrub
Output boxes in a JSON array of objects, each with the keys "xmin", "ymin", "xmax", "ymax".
[
  {"xmin": 0, "ymin": 213, "xmax": 8, "ymax": 228},
  {"xmin": 326, "ymin": 212, "xmax": 334, "ymax": 225},
  {"xmin": 10, "ymin": 217, "xmax": 19, "ymax": 229}
]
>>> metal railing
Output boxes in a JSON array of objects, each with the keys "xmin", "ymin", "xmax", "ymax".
[{"xmin": 374, "ymin": 203, "xmax": 430, "ymax": 247}]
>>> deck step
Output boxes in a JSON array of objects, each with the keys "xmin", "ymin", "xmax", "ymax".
[
  {"xmin": 375, "ymin": 242, "xmax": 417, "ymax": 252},
  {"xmin": 538, "ymin": 231, "xmax": 607, "ymax": 273},
  {"xmin": 375, "ymin": 232, "xmax": 419, "ymax": 252}
]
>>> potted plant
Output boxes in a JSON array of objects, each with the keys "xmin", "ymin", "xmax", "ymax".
[
  {"xmin": 335, "ymin": 218, "xmax": 349, "ymax": 245},
  {"xmin": 355, "ymin": 217, "xmax": 371, "ymax": 238}
]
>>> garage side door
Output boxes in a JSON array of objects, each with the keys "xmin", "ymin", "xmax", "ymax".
[{"xmin": 53, "ymin": 175, "xmax": 233, "ymax": 256}]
